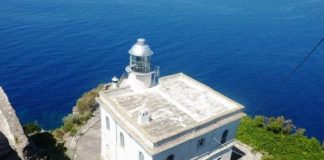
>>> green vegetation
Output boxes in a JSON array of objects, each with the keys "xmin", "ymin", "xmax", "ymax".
[
  {"xmin": 23, "ymin": 121, "xmax": 41, "ymax": 135},
  {"xmin": 14, "ymin": 136, "xmax": 19, "ymax": 144},
  {"xmin": 53, "ymin": 84, "xmax": 103, "ymax": 139},
  {"xmin": 23, "ymin": 123, "xmax": 69, "ymax": 159},
  {"xmin": 29, "ymin": 132, "xmax": 69, "ymax": 160},
  {"xmin": 22, "ymin": 85, "xmax": 103, "ymax": 159},
  {"xmin": 236, "ymin": 116, "xmax": 324, "ymax": 160},
  {"xmin": 22, "ymin": 84, "xmax": 324, "ymax": 160}
]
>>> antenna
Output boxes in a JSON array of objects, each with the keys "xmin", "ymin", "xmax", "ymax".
[{"xmin": 252, "ymin": 38, "xmax": 324, "ymax": 115}]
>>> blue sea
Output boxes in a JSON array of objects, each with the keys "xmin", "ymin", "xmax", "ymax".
[{"xmin": 1, "ymin": 0, "xmax": 324, "ymax": 140}]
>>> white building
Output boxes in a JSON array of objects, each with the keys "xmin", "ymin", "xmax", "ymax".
[{"xmin": 96, "ymin": 38, "xmax": 246, "ymax": 160}]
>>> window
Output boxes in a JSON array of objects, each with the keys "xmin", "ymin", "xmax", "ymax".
[
  {"xmin": 105, "ymin": 116, "xmax": 110, "ymax": 130},
  {"xmin": 221, "ymin": 130, "xmax": 228, "ymax": 144},
  {"xmin": 166, "ymin": 154, "xmax": 174, "ymax": 160},
  {"xmin": 139, "ymin": 152, "xmax": 144, "ymax": 160},
  {"xmin": 120, "ymin": 132, "xmax": 124, "ymax": 148},
  {"xmin": 130, "ymin": 55, "xmax": 151, "ymax": 73},
  {"xmin": 197, "ymin": 138, "xmax": 205, "ymax": 147}
]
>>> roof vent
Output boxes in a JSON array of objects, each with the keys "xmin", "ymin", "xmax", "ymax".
[
  {"xmin": 138, "ymin": 108, "xmax": 151, "ymax": 125},
  {"xmin": 137, "ymin": 38, "xmax": 146, "ymax": 45}
]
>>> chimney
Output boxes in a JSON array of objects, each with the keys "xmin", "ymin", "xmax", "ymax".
[{"xmin": 137, "ymin": 108, "xmax": 151, "ymax": 125}]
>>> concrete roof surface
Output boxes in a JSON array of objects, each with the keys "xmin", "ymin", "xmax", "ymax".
[{"xmin": 100, "ymin": 73, "xmax": 244, "ymax": 142}]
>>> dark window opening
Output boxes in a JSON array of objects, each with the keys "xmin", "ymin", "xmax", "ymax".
[
  {"xmin": 139, "ymin": 152, "xmax": 144, "ymax": 160},
  {"xmin": 221, "ymin": 130, "xmax": 228, "ymax": 144},
  {"xmin": 166, "ymin": 154, "xmax": 174, "ymax": 160},
  {"xmin": 120, "ymin": 132, "xmax": 124, "ymax": 148},
  {"xmin": 197, "ymin": 138, "xmax": 205, "ymax": 147}
]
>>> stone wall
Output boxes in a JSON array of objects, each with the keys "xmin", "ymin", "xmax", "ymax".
[{"xmin": 0, "ymin": 87, "xmax": 29, "ymax": 159}]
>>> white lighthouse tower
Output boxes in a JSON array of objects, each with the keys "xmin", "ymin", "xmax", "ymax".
[
  {"xmin": 125, "ymin": 38, "xmax": 158, "ymax": 91},
  {"xmin": 97, "ymin": 38, "xmax": 246, "ymax": 160}
]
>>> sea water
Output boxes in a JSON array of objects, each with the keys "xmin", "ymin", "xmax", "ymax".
[{"xmin": 0, "ymin": 0, "xmax": 324, "ymax": 140}]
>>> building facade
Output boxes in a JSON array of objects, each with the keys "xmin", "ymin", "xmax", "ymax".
[{"xmin": 96, "ymin": 38, "xmax": 246, "ymax": 160}]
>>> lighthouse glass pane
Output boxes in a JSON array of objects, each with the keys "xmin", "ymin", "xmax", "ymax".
[{"xmin": 130, "ymin": 55, "xmax": 151, "ymax": 73}]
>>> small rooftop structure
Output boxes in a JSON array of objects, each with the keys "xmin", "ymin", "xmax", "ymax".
[
  {"xmin": 98, "ymin": 73, "xmax": 245, "ymax": 154},
  {"xmin": 129, "ymin": 38, "xmax": 153, "ymax": 57},
  {"xmin": 111, "ymin": 76, "xmax": 119, "ymax": 82}
]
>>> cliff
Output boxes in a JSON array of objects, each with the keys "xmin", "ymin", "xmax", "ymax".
[{"xmin": 0, "ymin": 87, "xmax": 31, "ymax": 159}]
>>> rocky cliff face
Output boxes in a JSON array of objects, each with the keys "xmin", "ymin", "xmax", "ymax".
[{"xmin": 0, "ymin": 87, "xmax": 30, "ymax": 159}]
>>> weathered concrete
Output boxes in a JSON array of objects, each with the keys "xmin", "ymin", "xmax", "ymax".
[
  {"xmin": 66, "ymin": 110, "xmax": 101, "ymax": 160},
  {"xmin": 0, "ymin": 87, "xmax": 29, "ymax": 159},
  {"xmin": 73, "ymin": 121, "xmax": 101, "ymax": 160}
]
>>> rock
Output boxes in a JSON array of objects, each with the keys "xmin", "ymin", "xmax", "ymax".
[{"xmin": 0, "ymin": 87, "xmax": 34, "ymax": 159}]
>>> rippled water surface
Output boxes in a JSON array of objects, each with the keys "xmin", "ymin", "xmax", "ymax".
[{"xmin": 0, "ymin": 0, "xmax": 324, "ymax": 139}]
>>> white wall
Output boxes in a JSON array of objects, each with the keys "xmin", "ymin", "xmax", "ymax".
[
  {"xmin": 100, "ymin": 104, "xmax": 152, "ymax": 160},
  {"xmin": 100, "ymin": 102, "xmax": 240, "ymax": 160},
  {"xmin": 127, "ymin": 72, "xmax": 154, "ymax": 91},
  {"xmin": 153, "ymin": 120, "xmax": 240, "ymax": 160}
]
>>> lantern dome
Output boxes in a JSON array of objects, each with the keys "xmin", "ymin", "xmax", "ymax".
[
  {"xmin": 129, "ymin": 38, "xmax": 153, "ymax": 57},
  {"xmin": 112, "ymin": 76, "xmax": 119, "ymax": 82}
]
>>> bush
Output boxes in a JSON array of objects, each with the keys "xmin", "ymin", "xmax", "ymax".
[
  {"xmin": 52, "ymin": 128, "xmax": 65, "ymax": 142},
  {"xmin": 30, "ymin": 132, "xmax": 69, "ymax": 160},
  {"xmin": 23, "ymin": 121, "xmax": 41, "ymax": 135},
  {"xmin": 266, "ymin": 117, "xmax": 283, "ymax": 134},
  {"xmin": 254, "ymin": 115, "xmax": 265, "ymax": 128},
  {"xmin": 62, "ymin": 114, "xmax": 78, "ymax": 135},
  {"xmin": 75, "ymin": 85, "xmax": 103, "ymax": 115},
  {"xmin": 236, "ymin": 116, "xmax": 324, "ymax": 160},
  {"xmin": 59, "ymin": 85, "xmax": 103, "ymax": 136}
]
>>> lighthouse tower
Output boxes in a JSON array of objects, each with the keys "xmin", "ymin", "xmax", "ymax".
[
  {"xmin": 98, "ymin": 38, "xmax": 247, "ymax": 160},
  {"xmin": 125, "ymin": 38, "xmax": 158, "ymax": 91}
]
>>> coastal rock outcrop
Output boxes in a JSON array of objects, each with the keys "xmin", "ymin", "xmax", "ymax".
[{"xmin": 0, "ymin": 87, "xmax": 30, "ymax": 159}]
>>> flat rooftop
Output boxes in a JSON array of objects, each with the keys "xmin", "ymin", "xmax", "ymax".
[{"xmin": 98, "ymin": 73, "xmax": 245, "ymax": 154}]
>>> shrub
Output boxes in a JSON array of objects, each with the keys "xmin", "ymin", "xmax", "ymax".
[
  {"xmin": 23, "ymin": 121, "xmax": 41, "ymax": 135},
  {"xmin": 236, "ymin": 116, "xmax": 324, "ymax": 160},
  {"xmin": 30, "ymin": 132, "xmax": 69, "ymax": 160},
  {"xmin": 296, "ymin": 128, "xmax": 306, "ymax": 136},
  {"xmin": 75, "ymin": 85, "xmax": 103, "ymax": 115},
  {"xmin": 52, "ymin": 128, "xmax": 65, "ymax": 142},
  {"xmin": 59, "ymin": 85, "xmax": 103, "ymax": 135},
  {"xmin": 254, "ymin": 115, "xmax": 265, "ymax": 128},
  {"xmin": 266, "ymin": 117, "xmax": 283, "ymax": 134},
  {"xmin": 62, "ymin": 114, "xmax": 78, "ymax": 135}
]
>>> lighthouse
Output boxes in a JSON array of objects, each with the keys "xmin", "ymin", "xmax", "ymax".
[
  {"xmin": 97, "ymin": 38, "xmax": 246, "ymax": 160},
  {"xmin": 125, "ymin": 38, "xmax": 158, "ymax": 91}
]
